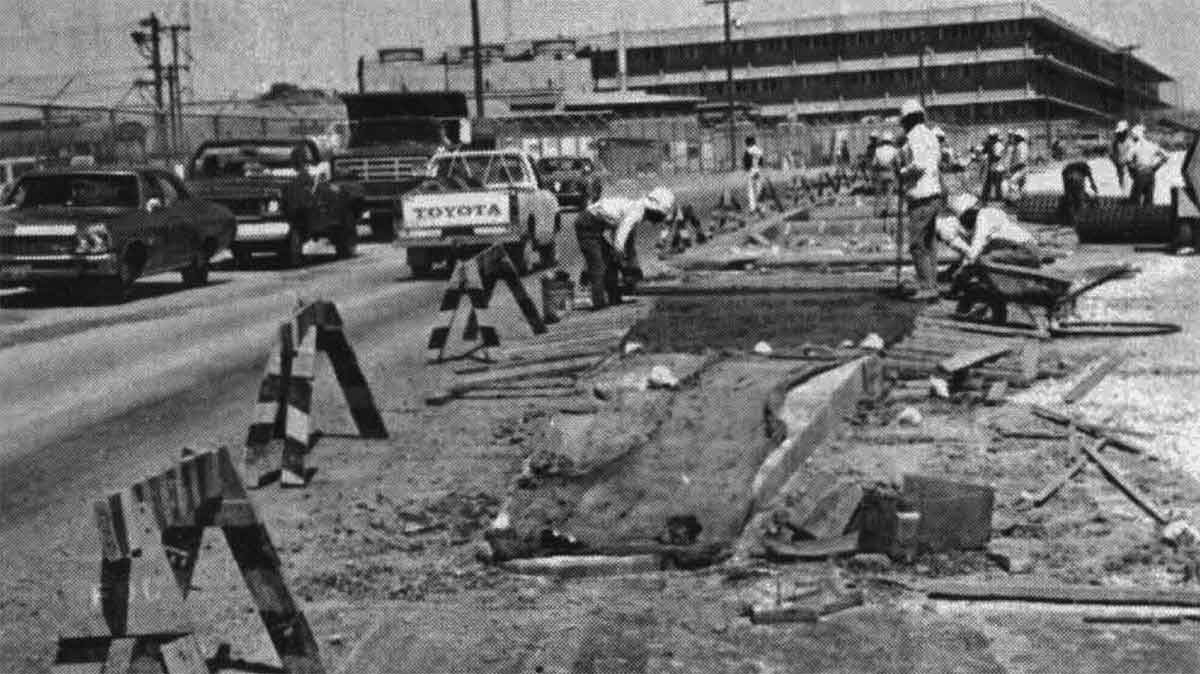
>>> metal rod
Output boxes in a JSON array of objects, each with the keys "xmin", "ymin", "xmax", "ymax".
[{"xmin": 723, "ymin": 0, "xmax": 736, "ymax": 171}]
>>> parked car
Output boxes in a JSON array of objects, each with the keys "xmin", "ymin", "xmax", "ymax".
[
  {"xmin": 397, "ymin": 149, "xmax": 563, "ymax": 276},
  {"xmin": 186, "ymin": 138, "xmax": 359, "ymax": 268},
  {"xmin": 534, "ymin": 155, "xmax": 603, "ymax": 210},
  {"xmin": 0, "ymin": 168, "xmax": 235, "ymax": 302}
]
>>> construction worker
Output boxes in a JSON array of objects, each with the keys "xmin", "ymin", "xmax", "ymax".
[
  {"xmin": 743, "ymin": 136, "xmax": 764, "ymax": 214},
  {"xmin": 1004, "ymin": 129, "xmax": 1030, "ymax": 199},
  {"xmin": 1058, "ymin": 159, "xmax": 1099, "ymax": 228},
  {"xmin": 980, "ymin": 128, "xmax": 1007, "ymax": 203},
  {"xmin": 872, "ymin": 131, "xmax": 899, "ymax": 217},
  {"xmin": 860, "ymin": 131, "xmax": 880, "ymax": 182},
  {"xmin": 574, "ymin": 187, "xmax": 675, "ymax": 309},
  {"xmin": 896, "ymin": 99, "xmax": 944, "ymax": 302},
  {"xmin": 932, "ymin": 126, "xmax": 954, "ymax": 172},
  {"xmin": 1111, "ymin": 120, "xmax": 1132, "ymax": 192},
  {"xmin": 1126, "ymin": 124, "xmax": 1169, "ymax": 207},
  {"xmin": 937, "ymin": 193, "xmax": 1040, "ymax": 318}
]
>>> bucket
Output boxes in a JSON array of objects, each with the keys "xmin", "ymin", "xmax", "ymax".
[{"xmin": 541, "ymin": 270, "xmax": 574, "ymax": 324}]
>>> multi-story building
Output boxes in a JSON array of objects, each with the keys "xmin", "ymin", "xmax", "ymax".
[{"xmin": 584, "ymin": 2, "xmax": 1171, "ymax": 125}]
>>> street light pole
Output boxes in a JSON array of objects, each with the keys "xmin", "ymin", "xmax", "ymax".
[
  {"xmin": 469, "ymin": 0, "xmax": 485, "ymax": 119},
  {"xmin": 722, "ymin": 0, "xmax": 736, "ymax": 171}
]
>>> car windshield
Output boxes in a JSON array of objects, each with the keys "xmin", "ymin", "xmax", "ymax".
[
  {"xmin": 537, "ymin": 157, "xmax": 592, "ymax": 173},
  {"xmin": 192, "ymin": 144, "xmax": 300, "ymax": 178},
  {"xmin": 2, "ymin": 174, "xmax": 139, "ymax": 209},
  {"xmin": 429, "ymin": 154, "xmax": 530, "ymax": 186}
]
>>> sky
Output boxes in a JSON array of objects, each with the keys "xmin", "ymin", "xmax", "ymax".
[{"xmin": 0, "ymin": 0, "xmax": 1195, "ymax": 107}]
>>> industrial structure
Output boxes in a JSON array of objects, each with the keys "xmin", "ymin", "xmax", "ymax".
[{"xmin": 364, "ymin": 2, "xmax": 1172, "ymax": 127}]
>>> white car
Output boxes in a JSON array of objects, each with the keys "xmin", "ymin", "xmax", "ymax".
[{"xmin": 397, "ymin": 149, "xmax": 562, "ymax": 276}]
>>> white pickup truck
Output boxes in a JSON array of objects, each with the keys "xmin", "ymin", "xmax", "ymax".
[{"xmin": 396, "ymin": 149, "xmax": 562, "ymax": 276}]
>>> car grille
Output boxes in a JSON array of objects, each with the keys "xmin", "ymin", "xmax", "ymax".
[
  {"xmin": 335, "ymin": 156, "xmax": 428, "ymax": 182},
  {"xmin": 0, "ymin": 235, "xmax": 77, "ymax": 256}
]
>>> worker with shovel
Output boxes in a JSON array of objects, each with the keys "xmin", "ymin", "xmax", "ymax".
[{"xmin": 574, "ymin": 187, "xmax": 675, "ymax": 309}]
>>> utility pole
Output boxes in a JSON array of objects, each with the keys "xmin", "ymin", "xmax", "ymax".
[
  {"xmin": 166, "ymin": 23, "xmax": 191, "ymax": 156},
  {"xmin": 132, "ymin": 13, "xmax": 166, "ymax": 156},
  {"xmin": 469, "ymin": 0, "xmax": 485, "ymax": 118},
  {"xmin": 722, "ymin": 0, "xmax": 736, "ymax": 171}
]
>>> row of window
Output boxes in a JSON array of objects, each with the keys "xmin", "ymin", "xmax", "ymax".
[{"xmin": 657, "ymin": 60, "xmax": 1034, "ymax": 95}]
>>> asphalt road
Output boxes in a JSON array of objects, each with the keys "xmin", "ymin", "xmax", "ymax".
[{"xmin": 0, "ymin": 173, "xmax": 744, "ymax": 532}]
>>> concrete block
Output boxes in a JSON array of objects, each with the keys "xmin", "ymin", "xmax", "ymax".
[{"xmin": 903, "ymin": 475, "xmax": 994, "ymax": 552}]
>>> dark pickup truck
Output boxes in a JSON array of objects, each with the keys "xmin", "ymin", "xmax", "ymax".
[
  {"xmin": 0, "ymin": 168, "xmax": 235, "ymax": 302},
  {"xmin": 186, "ymin": 138, "xmax": 359, "ymax": 268},
  {"xmin": 534, "ymin": 155, "xmax": 604, "ymax": 210}
]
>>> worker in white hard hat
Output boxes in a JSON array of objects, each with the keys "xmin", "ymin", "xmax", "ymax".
[
  {"xmin": 980, "ymin": 128, "xmax": 1008, "ymax": 203},
  {"xmin": 1125, "ymin": 124, "xmax": 1169, "ymax": 207},
  {"xmin": 1111, "ymin": 120, "xmax": 1133, "ymax": 191},
  {"xmin": 575, "ymin": 187, "xmax": 675, "ymax": 308},
  {"xmin": 1004, "ymin": 129, "xmax": 1031, "ymax": 199},
  {"xmin": 937, "ymin": 193, "xmax": 1040, "ymax": 318},
  {"xmin": 896, "ymin": 98, "xmax": 945, "ymax": 301},
  {"xmin": 872, "ymin": 131, "xmax": 900, "ymax": 217}
]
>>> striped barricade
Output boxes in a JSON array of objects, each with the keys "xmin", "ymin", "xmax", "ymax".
[
  {"xmin": 245, "ymin": 300, "xmax": 387, "ymax": 488},
  {"xmin": 428, "ymin": 244, "xmax": 547, "ymax": 363},
  {"xmin": 52, "ymin": 447, "xmax": 325, "ymax": 674}
]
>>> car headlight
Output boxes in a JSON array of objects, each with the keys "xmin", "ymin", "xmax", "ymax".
[
  {"xmin": 75, "ymin": 223, "xmax": 111, "ymax": 255},
  {"xmin": 264, "ymin": 199, "xmax": 281, "ymax": 215}
]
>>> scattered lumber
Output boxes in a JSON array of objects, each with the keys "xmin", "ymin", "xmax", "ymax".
[
  {"xmin": 500, "ymin": 554, "xmax": 660, "ymax": 579},
  {"xmin": 938, "ymin": 345, "xmax": 1013, "ymax": 375},
  {"xmin": 748, "ymin": 589, "xmax": 865, "ymax": 625},
  {"xmin": 1079, "ymin": 439, "xmax": 1170, "ymax": 524},
  {"xmin": 914, "ymin": 316, "xmax": 1050, "ymax": 340},
  {"xmin": 1030, "ymin": 405, "xmax": 1152, "ymax": 454},
  {"xmin": 925, "ymin": 580, "xmax": 1200, "ymax": 608},
  {"xmin": 453, "ymin": 355, "xmax": 601, "ymax": 389},
  {"xmin": 1024, "ymin": 438, "xmax": 1102, "ymax": 507},
  {"xmin": 1062, "ymin": 352, "xmax": 1125, "ymax": 405},
  {"xmin": 762, "ymin": 533, "xmax": 860, "ymax": 561},
  {"xmin": 1082, "ymin": 614, "xmax": 1196, "ymax": 625},
  {"xmin": 455, "ymin": 387, "xmax": 582, "ymax": 401}
]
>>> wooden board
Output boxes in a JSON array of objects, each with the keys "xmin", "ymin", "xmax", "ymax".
[
  {"xmin": 938, "ymin": 345, "xmax": 1013, "ymax": 374},
  {"xmin": 1062, "ymin": 352, "xmax": 1125, "ymax": 405},
  {"xmin": 926, "ymin": 580, "xmax": 1200, "ymax": 607},
  {"xmin": 1080, "ymin": 439, "xmax": 1169, "ymax": 524}
]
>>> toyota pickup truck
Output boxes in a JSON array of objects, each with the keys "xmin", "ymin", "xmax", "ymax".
[
  {"xmin": 397, "ymin": 150, "xmax": 562, "ymax": 276},
  {"xmin": 0, "ymin": 167, "xmax": 235, "ymax": 302},
  {"xmin": 186, "ymin": 138, "xmax": 358, "ymax": 268}
]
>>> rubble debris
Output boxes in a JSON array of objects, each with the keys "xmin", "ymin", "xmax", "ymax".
[
  {"xmin": 938, "ymin": 345, "xmax": 1013, "ymax": 377},
  {"xmin": 928, "ymin": 377, "xmax": 951, "ymax": 399},
  {"xmin": 1030, "ymin": 404, "xmax": 1152, "ymax": 454},
  {"xmin": 647, "ymin": 365, "xmax": 681, "ymax": 390},
  {"xmin": 500, "ymin": 554, "xmax": 661, "ymax": 579},
  {"xmin": 859, "ymin": 333, "xmax": 885, "ymax": 351},
  {"xmin": 1022, "ymin": 445, "xmax": 1096, "ymax": 508},
  {"xmin": 797, "ymin": 483, "xmax": 864, "ymax": 540},
  {"xmin": 747, "ymin": 589, "xmax": 865, "ymax": 625},
  {"xmin": 903, "ymin": 475, "xmax": 994, "ymax": 553},
  {"xmin": 754, "ymin": 341, "xmax": 774, "ymax": 355},
  {"xmin": 1161, "ymin": 520, "xmax": 1200, "ymax": 548},
  {"xmin": 983, "ymin": 381, "xmax": 1009, "ymax": 404},
  {"xmin": 896, "ymin": 406, "xmax": 923, "ymax": 426},
  {"xmin": 847, "ymin": 553, "xmax": 893, "ymax": 573},
  {"xmin": 986, "ymin": 539, "xmax": 1036, "ymax": 574}
]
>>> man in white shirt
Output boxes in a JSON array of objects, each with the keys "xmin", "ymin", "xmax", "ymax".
[
  {"xmin": 1125, "ymin": 124, "xmax": 1169, "ymax": 207},
  {"xmin": 936, "ymin": 193, "xmax": 1039, "ymax": 267},
  {"xmin": 872, "ymin": 131, "xmax": 899, "ymax": 217},
  {"xmin": 896, "ymin": 99, "xmax": 944, "ymax": 301},
  {"xmin": 743, "ymin": 136, "xmax": 764, "ymax": 214},
  {"xmin": 1111, "ymin": 120, "xmax": 1132, "ymax": 191},
  {"xmin": 574, "ymin": 187, "xmax": 674, "ymax": 309}
]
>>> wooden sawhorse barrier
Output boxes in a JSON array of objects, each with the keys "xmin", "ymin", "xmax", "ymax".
[
  {"xmin": 245, "ymin": 299, "xmax": 388, "ymax": 487},
  {"xmin": 427, "ymin": 244, "xmax": 547, "ymax": 363},
  {"xmin": 51, "ymin": 447, "xmax": 325, "ymax": 674}
]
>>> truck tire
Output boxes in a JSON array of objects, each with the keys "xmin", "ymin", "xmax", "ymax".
[
  {"xmin": 231, "ymin": 244, "xmax": 254, "ymax": 269},
  {"xmin": 279, "ymin": 226, "xmax": 305, "ymax": 268},
  {"xmin": 333, "ymin": 212, "xmax": 358, "ymax": 259},
  {"xmin": 180, "ymin": 250, "xmax": 210, "ymax": 287},
  {"xmin": 370, "ymin": 212, "xmax": 395, "ymax": 242},
  {"xmin": 407, "ymin": 248, "xmax": 434, "ymax": 277}
]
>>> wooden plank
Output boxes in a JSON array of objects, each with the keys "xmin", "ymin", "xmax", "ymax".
[
  {"xmin": 1063, "ymin": 352, "xmax": 1125, "ymax": 405},
  {"xmin": 938, "ymin": 345, "xmax": 1014, "ymax": 374},
  {"xmin": 465, "ymin": 377, "xmax": 577, "ymax": 390},
  {"xmin": 762, "ymin": 533, "xmax": 860, "ymax": 561},
  {"xmin": 925, "ymin": 580, "xmax": 1200, "ymax": 607},
  {"xmin": 1025, "ymin": 435, "xmax": 1101, "ymax": 507},
  {"xmin": 455, "ymin": 347, "xmax": 611, "ymax": 374},
  {"xmin": 1079, "ymin": 439, "xmax": 1170, "ymax": 524},
  {"xmin": 1030, "ymin": 405, "xmax": 1152, "ymax": 454},
  {"xmin": 451, "ymin": 355, "xmax": 602, "ymax": 392},
  {"xmin": 456, "ymin": 387, "xmax": 580, "ymax": 400},
  {"xmin": 914, "ymin": 316, "xmax": 1050, "ymax": 340}
]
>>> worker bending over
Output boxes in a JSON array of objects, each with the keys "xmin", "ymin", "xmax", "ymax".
[
  {"xmin": 1058, "ymin": 160, "xmax": 1099, "ymax": 228},
  {"xmin": 936, "ymin": 193, "xmax": 1040, "ymax": 269},
  {"xmin": 896, "ymin": 99, "xmax": 945, "ymax": 302},
  {"xmin": 574, "ymin": 187, "xmax": 674, "ymax": 309}
]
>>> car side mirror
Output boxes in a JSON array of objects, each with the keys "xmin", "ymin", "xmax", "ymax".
[{"xmin": 146, "ymin": 197, "xmax": 163, "ymax": 213}]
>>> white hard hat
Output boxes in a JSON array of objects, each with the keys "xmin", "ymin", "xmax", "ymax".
[
  {"xmin": 880, "ymin": 131, "xmax": 895, "ymax": 143},
  {"xmin": 1131, "ymin": 124, "xmax": 1146, "ymax": 139},
  {"xmin": 644, "ymin": 187, "xmax": 675, "ymax": 215},
  {"xmin": 868, "ymin": 131, "xmax": 881, "ymax": 140},
  {"xmin": 1115, "ymin": 120, "xmax": 1129, "ymax": 133},
  {"xmin": 931, "ymin": 126, "xmax": 946, "ymax": 139},
  {"xmin": 899, "ymin": 99, "xmax": 924, "ymax": 118},
  {"xmin": 987, "ymin": 127, "xmax": 1000, "ymax": 137},
  {"xmin": 948, "ymin": 193, "xmax": 979, "ymax": 217},
  {"xmin": 1015, "ymin": 128, "xmax": 1029, "ymax": 139}
]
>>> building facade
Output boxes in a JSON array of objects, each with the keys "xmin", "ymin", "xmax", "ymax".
[{"xmin": 585, "ymin": 2, "xmax": 1170, "ymax": 125}]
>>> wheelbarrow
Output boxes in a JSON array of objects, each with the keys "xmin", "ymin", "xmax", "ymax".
[{"xmin": 949, "ymin": 261, "xmax": 1178, "ymax": 337}]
